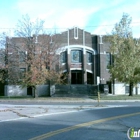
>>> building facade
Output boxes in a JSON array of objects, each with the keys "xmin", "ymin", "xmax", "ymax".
[
  {"xmin": 4, "ymin": 27, "xmax": 112, "ymax": 96},
  {"xmin": 56, "ymin": 27, "xmax": 111, "ymax": 87},
  {"xmin": 4, "ymin": 27, "xmax": 137, "ymax": 96}
]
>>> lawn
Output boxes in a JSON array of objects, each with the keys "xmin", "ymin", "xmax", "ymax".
[
  {"xmin": 90, "ymin": 94, "xmax": 140, "ymax": 100},
  {"xmin": 0, "ymin": 94, "xmax": 140, "ymax": 101}
]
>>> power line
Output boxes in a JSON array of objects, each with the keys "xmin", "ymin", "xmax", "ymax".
[{"xmin": 0, "ymin": 21, "xmax": 140, "ymax": 30}]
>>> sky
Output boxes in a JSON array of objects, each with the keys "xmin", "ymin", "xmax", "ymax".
[{"xmin": 0, "ymin": 0, "xmax": 140, "ymax": 37}]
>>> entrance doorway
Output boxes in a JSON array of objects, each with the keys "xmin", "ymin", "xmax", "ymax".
[
  {"xmin": 0, "ymin": 82, "xmax": 4, "ymax": 96},
  {"xmin": 87, "ymin": 72, "xmax": 93, "ymax": 84},
  {"xmin": 27, "ymin": 87, "xmax": 32, "ymax": 96},
  {"xmin": 106, "ymin": 81, "xmax": 112, "ymax": 93},
  {"xmin": 71, "ymin": 70, "xmax": 82, "ymax": 84}
]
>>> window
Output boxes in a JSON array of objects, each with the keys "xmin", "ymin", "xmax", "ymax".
[
  {"xmin": 86, "ymin": 52, "xmax": 92, "ymax": 63},
  {"xmin": 74, "ymin": 27, "xmax": 78, "ymax": 39},
  {"xmin": 20, "ymin": 68, "xmax": 26, "ymax": 79},
  {"xmin": 106, "ymin": 52, "xmax": 111, "ymax": 69},
  {"xmin": 19, "ymin": 51, "xmax": 26, "ymax": 62},
  {"xmin": 99, "ymin": 35, "xmax": 103, "ymax": 44},
  {"xmin": 60, "ymin": 51, "xmax": 66, "ymax": 63},
  {"xmin": 71, "ymin": 50, "xmax": 82, "ymax": 63}
]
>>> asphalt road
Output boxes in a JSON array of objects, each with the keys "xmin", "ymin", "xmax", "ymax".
[{"xmin": 0, "ymin": 106, "xmax": 140, "ymax": 140}]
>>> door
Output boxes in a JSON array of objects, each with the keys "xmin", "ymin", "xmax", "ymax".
[
  {"xmin": 27, "ymin": 86, "xmax": 32, "ymax": 96},
  {"xmin": 0, "ymin": 82, "xmax": 4, "ymax": 96},
  {"xmin": 87, "ymin": 72, "xmax": 93, "ymax": 84},
  {"xmin": 71, "ymin": 70, "xmax": 82, "ymax": 84}
]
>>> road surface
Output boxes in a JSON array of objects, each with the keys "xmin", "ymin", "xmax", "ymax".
[{"xmin": 0, "ymin": 105, "xmax": 140, "ymax": 140}]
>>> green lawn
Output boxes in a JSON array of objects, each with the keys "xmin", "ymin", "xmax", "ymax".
[
  {"xmin": 90, "ymin": 94, "xmax": 140, "ymax": 100},
  {"xmin": 0, "ymin": 95, "xmax": 140, "ymax": 101},
  {"xmin": 0, "ymin": 96, "xmax": 33, "ymax": 99}
]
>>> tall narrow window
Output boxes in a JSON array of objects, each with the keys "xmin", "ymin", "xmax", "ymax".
[
  {"xmin": 71, "ymin": 50, "xmax": 82, "ymax": 63},
  {"xmin": 19, "ymin": 51, "xmax": 26, "ymax": 62},
  {"xmin": 99, "ymin": 35, "xmax": 103, "ymax": 44},
  {"xmin": 20, "ymin": 68, "xmax": 26, "ymax": 79},
  {"xmin": 60, "ymin": 51, "xmax": 66, "ymax": 63},
  {"xmin": 106, "ymin": 52, "xmax": 111, "ymax": 69},
  {"xmin": 74, "ymin": 27, "xmax": 78, "ymax": 39},
  {"xmin": 86, "ymin": 52, "xmax": 92, "ymax": 63}
]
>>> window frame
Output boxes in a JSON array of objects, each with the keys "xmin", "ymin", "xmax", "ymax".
[
  {"xmin": 19, "ymin": 51, "xmax": 26, "ymax": 62},
  {"xmin": 60, "ymin": 51, "xmax": 67, "ymax": 63},
  {"xmin": 19, "ymin": 68, "xmax": 26, "ymax": 79},
  {"xmin": 106, "ymin": 52, "xmax": 111, "ymax": 69},
  {"xmin": 86, "ymin": 52, "xmax": 92, "ymax": 63},
  {"xmin": 71, "ymin": 50, "xmax": 82, "ymax": 63}
]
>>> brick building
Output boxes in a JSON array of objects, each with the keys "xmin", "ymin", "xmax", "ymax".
[
  {"xmin": 4, "ymin": 27, "xmax": 112, "ymax": 96},
  {"xmin": 55, "ymin": 27, "xmax": 111, "ymax": 86},
  {"xmin": 4, "ymin": 27, "xmax": 133, "ymax": 96}
]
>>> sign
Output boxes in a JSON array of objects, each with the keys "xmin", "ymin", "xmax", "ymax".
[
  {"xmin": 71, "ymin": 63, "xmax": 82, "ymax": 68},
  {"xmin": 97, "ymin": 76, "xmax": 100, "ymax": 85},
  {"xmin": 127, "ymin": 127, "xmax": 140, "ymax": 139}
]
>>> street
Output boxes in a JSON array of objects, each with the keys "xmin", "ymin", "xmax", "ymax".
[{"xmin": 0, "ymin": 104, "xmax": 140, "ymax": 140}]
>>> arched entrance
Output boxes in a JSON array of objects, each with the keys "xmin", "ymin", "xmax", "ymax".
[{"xmin": 71, "ymin": 70, "xmax": 82, "ymax": 84}]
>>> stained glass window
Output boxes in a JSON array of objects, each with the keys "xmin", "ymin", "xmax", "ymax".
[
  {"xmin": 106, "ymin": 52, "xmax": 111, "ymax": 68},
  {"xmin": 86, "ymin": 52, "xmax": 92, "ymax": 63},
  {"xmin": 20, "ymin": 68, "xmax": 26, "ymax": 79},
  {"xmin": 19, "ymin": 51, "xmax": 26, "ymax": 62},
  {"xmin": 71, "ymin": 50, "xmax": 82, "ymax": 63},
  {"xmin": 60, "ymin": 51, "xmax": 66, "ymax": 63}
]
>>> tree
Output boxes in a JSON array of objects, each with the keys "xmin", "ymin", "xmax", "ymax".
[
  {"xmin": 9, "ymin": 14, "xmax": 64, "ymax": 97},
  {"xmin": 0, "ymin": 49, "xmax": 6, "ymax": 83},
  {"xmin": 0, "ymin": 32, "xmax": 7, "ymax": 83},
  {"xmin": 109, "ymin": 13, "xmax": 140, "ymax": 96}
]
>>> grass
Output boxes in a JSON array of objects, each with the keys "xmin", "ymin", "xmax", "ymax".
[
  {"xmin": 90, "ymin": 94, "xmax": 140, "ymax": 100},
  {"xmin": 0, "ymin": 96, "xmax": 33, "ymax": 99},
  {"xmin": 0, "ymin": 94, "xmax": 140, "ymax": 101}
]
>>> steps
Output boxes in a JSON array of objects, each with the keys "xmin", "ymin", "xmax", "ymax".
[{"xmin": 53, "ymin": 85, "xmax": 98, "ymax": 97}]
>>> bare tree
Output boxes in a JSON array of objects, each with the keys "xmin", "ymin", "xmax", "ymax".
[
  {"xmin": 7, "ymin": 14, "xmax": 64, "ymax": 97},
  {"xmin": 0, "ymin": 32, "xmax": 7, "ymax": 83}
]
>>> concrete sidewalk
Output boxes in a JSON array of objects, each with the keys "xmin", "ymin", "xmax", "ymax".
[
  {"xmin": 0, "ymin": 97, "xmax": 139, "ymax": 122},
  {"xmin": 0, "ymin": 104, "xmax": 100, "ymax": 122}
]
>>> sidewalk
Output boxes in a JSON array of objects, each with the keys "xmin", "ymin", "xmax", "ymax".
[
  {"xmin": 0, "ymin": 103, "xmax": 100, "ymax": 122},
  {"xmin": 0, "ymin": 97, "xmax": 96, "ymax": 122},
  {"xmin": 0, "ymin": 97, "xmax": 139, "ymax": 122}
]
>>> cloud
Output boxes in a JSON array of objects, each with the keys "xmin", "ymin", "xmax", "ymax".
[
  {"xmin": 56, "ymin": 8, "xmax": 96, "ymax": 29},
  {"xmin": 15, "ymin": 0, "xmax": 100, "ymax": 28},
  {"xmin": 89, "ymin": 0, "xmax": 140, "ymax": 37},
  {"xmin": 1, "ymin": 0, "xmax": 140, "ymax": 37},
  {"xmin": 16, "ymin": 0, "xmax": 47, "ymax": 14},
  {"xmin": 91, "ymin": 21, "xmax": 113, "ymax": 35}
]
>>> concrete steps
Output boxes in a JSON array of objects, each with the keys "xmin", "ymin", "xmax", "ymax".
[{"xmin": 53, "ymin": 85, "xmax": 98, "ymax": 97}]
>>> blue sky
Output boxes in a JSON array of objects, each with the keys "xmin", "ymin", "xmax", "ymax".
[{"xmin": 0, "ymin": 0, "xmax": 140, "ymax": 37}]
